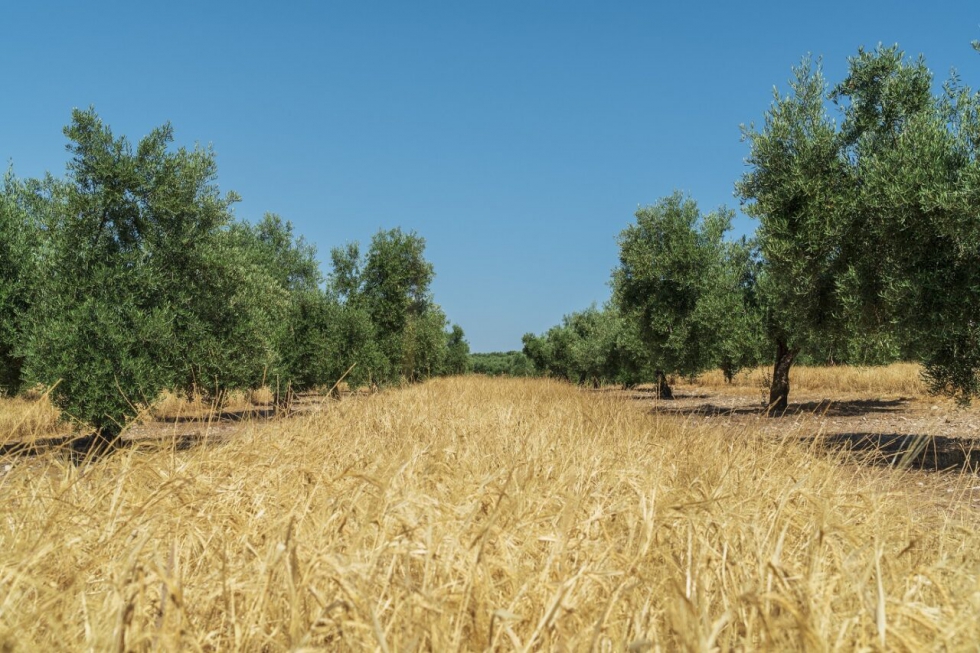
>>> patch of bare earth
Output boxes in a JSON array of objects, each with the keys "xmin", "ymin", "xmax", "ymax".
[{"xmin": 620, "ymin": 379, "xmax": 980, "ymax": 473}]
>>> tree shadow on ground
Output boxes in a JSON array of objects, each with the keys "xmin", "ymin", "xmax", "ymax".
[
  {"xmin": 646, "ymin": 397, "xmax": 909, "ymax": 419},
  {"xmin": 0, "ymin": 394, "xmax": 336, "ymax": 463},
  {"xmin": 0, "ymin": 392, "xmax": 339, "ymax": 464},
  {"xmin": 817, "ymin": 432, "xmax": 980, "ymax": 472},
  {"xmin": 624, "ymin": 388, "xmax": 714, "ymax": 400},
  {"xmin": 0, "ymin": 433, "xmax": 81, "ymax": 458},
  {"xmin": 1, "ymin": 424, "xmax": 241, "ymax": 463},
  {"xmin": 155, "ymin": 407, "xmax": 278, "ymax": 423}
]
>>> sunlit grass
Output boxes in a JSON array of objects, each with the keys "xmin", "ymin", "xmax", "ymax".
[
  {"xmin": 1, "ymin": 376, "xmax": 977, "ymax": 650},
  {"xmin": 0, "ymin": 386, "xmax": 278, "ymax": 445},
  {"xmin": 0, "ymin": 363, "xmax": 929, "ymax": 446},
  {"xmin": 0, "ymin": 389, "xmax": 65, "ymax": 444},
  {"xmin": 695, "ymin": 362, "xmax": 927, "ymax": 397},
  {"xmin": 148, "ymin": 387, "xmax": 274, "ymax": 422}
]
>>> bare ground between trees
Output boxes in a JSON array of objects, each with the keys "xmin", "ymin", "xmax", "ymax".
[
  {"xmin": 621, "ymin": 382, "xmax": 980, "ymax": 473},
  {"xmin": 0, "ymin": 391, "xmax": 344, "ymax": 458}
]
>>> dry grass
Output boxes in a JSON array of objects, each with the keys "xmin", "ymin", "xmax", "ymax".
[
  {"xmin": 0, "ymin": 391, "xmax": 66, "ymax": 443},
  {"xmin": 1, "ymin": 376, "xmax": 979, "ymax": 651},
  {"xmin": 149, "ymin": 388, "xmax": 274, "ymax": 422},
  {"xmin": 696, "ymin": 362, "xmax": 928, "ymax": 397},
  {"xmin": 0, "ymin": 387, "xmax": 277, "ymax": 443}
]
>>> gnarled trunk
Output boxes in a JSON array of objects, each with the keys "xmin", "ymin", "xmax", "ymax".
[
  {"xmin": 721, "ymin": 362, "xmax": 735, "ymax": 384},
  {"xmin": 655, "ymin": 370, "xmax": 674, "ymax": 400},
  {"xmin": 769, "ymin": 339, "xmax": 798, "ymax": 414}
]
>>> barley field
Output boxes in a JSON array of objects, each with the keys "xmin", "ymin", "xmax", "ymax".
[{"xmin": 1, "ymin": 375, "xmax": 979, "ymax": 651}]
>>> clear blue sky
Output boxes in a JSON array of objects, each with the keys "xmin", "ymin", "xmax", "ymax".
[{"xmin": 2, "ymin": 2, "xmax": 978, "ymax": 351}]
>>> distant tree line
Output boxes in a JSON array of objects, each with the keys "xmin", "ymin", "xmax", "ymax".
[
  {"xmin": 468, "ymin": 351, "xmax": 535, "ymax": 377},
  {"xmin": 525, "ymin": 42, "xmax": 980, "ymax": 410},
  {"xmin": 0, "ymin": 109, "xmax": 469, "ymax": 447}
]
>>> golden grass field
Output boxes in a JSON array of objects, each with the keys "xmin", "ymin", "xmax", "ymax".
[{"xmin": 1, "ymin": 369, "xmax": 980, "ymax": 650}]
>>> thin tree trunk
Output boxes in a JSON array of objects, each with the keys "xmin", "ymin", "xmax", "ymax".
[
  {"xmin": 769, "ymin": 339, "xmax": 798, "ymax": 414},
  {"xmin": 275, "ymin": 386, "xmax": 294, "ymax": 417},
  {"xmin": 655, "ymin": 370, "xmax": 674, "ymax": 400}
]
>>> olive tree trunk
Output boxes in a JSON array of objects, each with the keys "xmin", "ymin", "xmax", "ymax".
[
  {"xmin": 768, "ymin": 339, "xmax": 798, "ymax": 414},
  {"xmin": 655, "ymin": 370, "xmax": 674, "ymax": 400}
]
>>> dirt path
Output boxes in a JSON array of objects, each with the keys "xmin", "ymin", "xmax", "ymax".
[{"xmin": 622, "ymin": 383, "xmax": 980, "ymax": 471}]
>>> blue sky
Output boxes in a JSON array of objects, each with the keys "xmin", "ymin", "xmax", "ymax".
[{"xmin": 2, "ymin": 2, "xmax": 978, "ymax": 351}]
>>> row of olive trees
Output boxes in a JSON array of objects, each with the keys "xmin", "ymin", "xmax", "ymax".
[
  {"xmin": 0, "ymin": 109, "xmax": 469, "ymax": 446},
  {"xmin": 523, "ymin": 194, "xmax": 766, "ymax": 397},
  {"xmin": 527, "ymin": 42, "xmax": 980, "ymax": 410}
]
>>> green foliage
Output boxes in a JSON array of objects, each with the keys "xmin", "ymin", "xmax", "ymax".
[
  {"xmin": 164, "ymin": 230, "xmax": 289, "ymax": 397},
  {"xmin": 0, "ymin": 109, "xmax": 467, "ymax": 442},
  {"xmin": 362, "ymin": 229, "xmax": 435, "ymax": 340},
  {"xmin": 275, "ymin": 289, "xmax": 339, "ymax": 392},
  {"xmin": 522, "ymin": 326, "xmax": 572, "ymax": 381},
  {"xmin": 522, "ymin": 305, "xmax": 655, "ymax": 388},
  {"xmin": 606, "ymin": 312, "xmax": 656, "ymax": 388},
  {"xmin": 837, "ymin": 48, "xmax": 980, "ymax": 401},
  {"xmin": 740, "ymin": 44, "xmax": 980, "ymax": 403},
  {"xmin": 0, "ymin": 174, "xmax": 37, "ymax": 394},
  {"xmin": 230, "ymin": 213, "xmax": 322, "ymax": 292},
  {"xmin": 328, "ymin": 228, "xmax": 450, "ymax": 385},
  {"xmin": 526, "ymin": 195, "xmax": 765, "ymax": 393},
  {"xmin": 271, "ymin": 289, "xmax": 386, "ymax": 394},
  {"xmin": 400, "ymin": 309, "xmax": 449, "ymax": 382},
  {"xmin": 330, "ymin": 303, "xmax": 388, "ymax": 389},
  {"xmin": 325, "ymin": 241, "xmax": 390, "ymax": 388},
  {"xmin": 228, "ymin": 214, "xmax": 328, "ymax": 394},
  {"xmin": 469, "ymin": 351, "xmax": 536, "ymax": 377},
  {"xmin": 739, "ymin": 54, "xmax": 909, "ymax": 356},
  {"xmin": 21, "ymin": 109, "xmax": 286, "ymax": 438},
  {"xmin": 561, "ymin": 306, "xmax": 622, "ymax": 387},
  {"xmin": 444, "ymin": 324, "xmax": 471, "ymax": 375},
  {"xmin": 715, "ymin": 237, "xmax": 768, "ymax": 380},
  {"xmin": 613, "ymin": 192, "xmax": 763, "ymax": 381}
]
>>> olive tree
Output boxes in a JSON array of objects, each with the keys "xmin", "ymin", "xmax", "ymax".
[
  {"xmin": 228, "ymin": 213, "xmax": 327, "ymax": 398},
  {"xmin": 330, "ymin": 228, "xmax": 450, "ymax": 385},
  {"xmin": 469, "ymin": 351, "xmax": 536, "ymax": 377},
  {"xmin": 612, "ymin": 192, "xmax": 760, "ymax": 398},
  {"xmin": 522, "ymin": 323, "xmax": 576, "ymax": 382},
  {"xmin": 739, "ymin": 45, "xmax": 980, "ymax": 408},
  {"xmin": 21, "ymin": 109, "xmax": 285, "ymax": 445},
  {"xmin": 838, "ymin": 47, "xmax": 980, "ymax": 401},
  {"xmin": 564, "ymin": 306, "xmax": 624, "ymax": 388},
  {"xmin": 444, "ymin": 324, "xmax": 470, "ymax": 375},
  {"xmin": 608, "ymin": 312, "xmax": 655, "ymax": 389},
  {"xmin": 328, "ymin": 242, "xmax": 389, "ymax": 387},
  {"xmin": 716, "ymin": 237, "xmax": 767, "ymax": 382}
]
